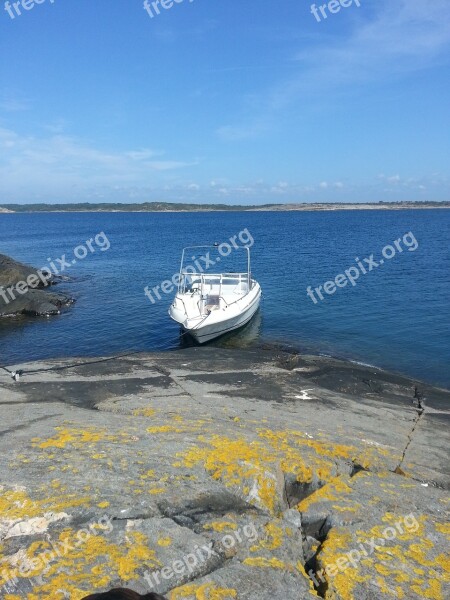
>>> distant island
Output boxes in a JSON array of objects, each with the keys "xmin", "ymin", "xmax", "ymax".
[{"xmin": 0, "ymin": 201, "xmax": 449, "ymax": 213}]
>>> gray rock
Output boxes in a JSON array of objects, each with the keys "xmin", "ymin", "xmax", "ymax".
[
  {"xmin": 0, "ymin": 253, "xmax": 52, "ymax": 288},
  {"xmin": 0, "ymin": 253, "xmax": 74, "ymax": 316},
  {"xmin": 0, "ymin": 348, "xmax": 448, "ymax": 599}
]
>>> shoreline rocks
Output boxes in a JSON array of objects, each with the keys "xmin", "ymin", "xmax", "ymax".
[
  {"xmin": 0, "ymin": 347, "xmax": 448, "ymax": 599},
  {"xmin": 0, "ymin": 253, "xmax": 74, "ymax": 317}
]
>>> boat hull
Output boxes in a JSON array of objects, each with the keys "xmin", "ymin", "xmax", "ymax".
[
  {"xmin": 170, "ymin": 284, "xmax": 261, "ymax": 344},
  {"xmin": 188, "ymin": 297, "xmax": 261, "ymax": 343}
]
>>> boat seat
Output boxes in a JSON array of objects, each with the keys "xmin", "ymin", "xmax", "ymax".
[{"xmin": 204, "ymin": 295, "xmax": 221, "ymax": 312}]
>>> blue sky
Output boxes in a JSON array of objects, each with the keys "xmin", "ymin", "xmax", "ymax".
[{"xmin": 0, "ymin": 0, "xmax": 449, "ymax": 204}]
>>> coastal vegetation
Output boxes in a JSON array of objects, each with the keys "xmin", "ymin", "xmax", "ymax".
[{"xmin": 0, "ymin": 201, "xmax": 449, "ymax": 213}]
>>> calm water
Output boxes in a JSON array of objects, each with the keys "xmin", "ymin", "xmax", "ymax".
[{"xmin": 0, "ymin": 210, "xmax": 449, "ymax": 388}]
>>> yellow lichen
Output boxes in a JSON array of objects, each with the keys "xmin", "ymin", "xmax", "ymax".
[
  {"xmin": 133, "ymin": 407, "xmax": 156, "ymax": 417},
  {"xmin": 243, "ymin": 556, "xmax": 287, "ymax": 569},
  {"xmin": 180, "ymin": 435, "xmax": 279, "ymax": 512},
  {"xmin": 139, "ymin": 469, "xmax": 156, "ymax": 480},
  {"xmin": 316, "ymin": 512, "xmax": 449, "ymax": 600},
  {"xmin": 251, "ymin": 522, "xmax": 284, "ymax": 551},
  {"xmin": 34, "ymin": 427, "xmax": 132, "ymax": 450},
  {"xmin": 203, "ymin": 521, "xmax": 238, "ymax": 533},
  {"xmin": 147, "ymin": 425, "xmax": 184, "ymax": 434},
  {"xmin": 178, "ymin": 430, "xmax": 391, "ymax": 515},
  {"xmin": 435, "ymin": 522, "xmax": 450, "ymax": 535},
  {"xmin": 297, "ymin": 475, "xmax": 354, "ymax": 513},
  {"xmin": 0, "ymin": 528, "xmax": 160, "ymax": 598},
  {"xmin": 157, "ymin": 537, "xmax": 172, "ymax": 547},
  {"xmin": 0, "ymin": 488, "xmax": 91, "ymax": 522},
  {"xmin": 170, "ymin": 582, "xmax": 237, "ymax": 599}
]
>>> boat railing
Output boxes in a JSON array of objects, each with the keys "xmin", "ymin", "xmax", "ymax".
[
  {"xmin": 174, "ymin": 295, "xmax": 188, "ymax": 315},
  {"xmin": 179, "ymin": 272, "xmax": 251, "ymax": 296}
]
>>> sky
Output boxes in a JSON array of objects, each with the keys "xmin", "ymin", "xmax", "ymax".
[{"xmin": 0, "ymin": 0, "xmax": 449, "ymax": 205}]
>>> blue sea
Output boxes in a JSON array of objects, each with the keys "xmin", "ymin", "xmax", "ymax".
[{"xmin": 0, "ymin": 210, "xmax": 449, "ymax": 388}]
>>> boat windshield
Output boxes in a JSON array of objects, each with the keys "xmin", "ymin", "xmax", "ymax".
[{"xmin": 180, "ymin": 272, "xmax": 251, "ymax": 296}]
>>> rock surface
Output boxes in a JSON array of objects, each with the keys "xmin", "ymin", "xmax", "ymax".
[
  {"xmin": 0, "ymin": 253, "xmax": 74, "ymax": 316},
  {"xmin": 0, "ymin": 347, "xmax": 448, "ymax": 600}
]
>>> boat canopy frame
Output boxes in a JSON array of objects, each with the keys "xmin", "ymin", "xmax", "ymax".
[{"xmin": 177, "ymin": 245, "xmax": 252, "ymax": 296}]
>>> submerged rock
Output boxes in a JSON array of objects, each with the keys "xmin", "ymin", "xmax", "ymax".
[{"xmin": 0, "ymin": 253, "xmax": 74, "ymax": 317}]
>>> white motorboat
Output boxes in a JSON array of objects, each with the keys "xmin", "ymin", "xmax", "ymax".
[{"xmin": 169, "ymin": 245, "xmax": 261, "ymax": 343}]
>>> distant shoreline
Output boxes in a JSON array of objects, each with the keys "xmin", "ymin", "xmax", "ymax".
[{"xmin": 1, "ymin": 201, "xmax": 449, "ymax": 214}]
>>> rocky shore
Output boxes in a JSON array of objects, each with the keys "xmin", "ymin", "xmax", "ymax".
[
  {"xmin": 0, "ymin": 347, "xmax": 448, "ymax": 599},
  {"xmin": 0, "ymin": 253, "xmax": 74, "ymax": 317}
]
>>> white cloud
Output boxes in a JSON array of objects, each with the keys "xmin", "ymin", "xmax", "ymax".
[
  {"xmin": 0, "ymin": 127, "xmax": 195, "ymax": 199},
  {"xmin": 0, "ymin": 128, "xmax": 445, "ymax": 202},
  {"xmin": 387, "ymin": 175, "xmax": 401, "ymax": 184},
  {"xmin": 125, "ymin": 149, "xmax": 161, "ymax": 161}
]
